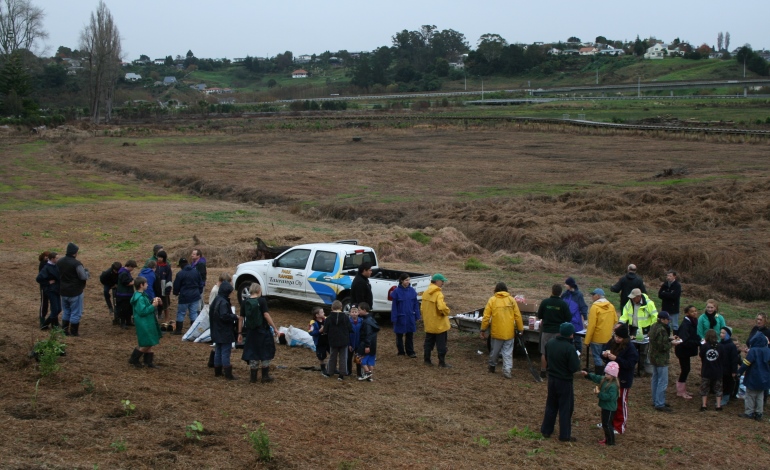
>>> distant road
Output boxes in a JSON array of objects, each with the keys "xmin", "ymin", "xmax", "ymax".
[{"xmin": 261, "ymin": 79, "xmax": 770, "ymax": 104}]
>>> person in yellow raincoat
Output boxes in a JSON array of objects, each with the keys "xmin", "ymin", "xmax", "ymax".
[
  {"xmin": 480, "ymin": 282, "xmax": 523, "ymax": 379},
  {"xmin": 421, "ymin": 274, "xmax": 451, "ymax": 368}
]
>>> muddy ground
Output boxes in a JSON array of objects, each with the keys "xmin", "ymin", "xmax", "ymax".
[{"xmin": 2, "ymin": 125, "xmax": 770, "ymax": 469}]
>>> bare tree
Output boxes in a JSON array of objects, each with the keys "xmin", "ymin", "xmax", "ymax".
[
  {"xmin": 79, "ymin": 1, "xmax": 122, "ymax": 123},
  {"xmin": 717, "ymin": 32, "xmax": 724, "ymax": 52},
  {"xmin": 0, "ymin": 0, "xmax": 47, "ymax": 56},
  {"xmin": 724, "ymin": 31, "xmax": 731, "ymax": 52}
]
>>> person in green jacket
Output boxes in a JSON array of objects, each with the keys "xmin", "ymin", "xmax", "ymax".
[
  {"xmin": 129, "ymin": 276, "xmax": 162, "ymax": 368},
  {"xmin": 581, "ymin": 361, "xmax": 620, "ymax": 446},
  {"xmin": 540, "ymin": 322, "xmax": 582, "ymax": 442},
  {"xmin": 696, "ymin": 299, "xmax": 726, "ymax": 340},
  {"xmin": 537, "ymin": 284, "xmax": 572, "ymax": 378}
]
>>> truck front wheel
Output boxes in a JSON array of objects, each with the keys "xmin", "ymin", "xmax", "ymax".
[{"xmin": 236, "ymin": 278, "xmax": 259, "ymax": 304}]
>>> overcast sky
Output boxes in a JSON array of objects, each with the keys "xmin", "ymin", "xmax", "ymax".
[{"xmin": 41, "ymin": 0, "xmax": 767, "ymax": 59}]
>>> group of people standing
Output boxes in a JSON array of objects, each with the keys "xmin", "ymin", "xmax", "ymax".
[
  {"xmin": 538, "ymin": 264, "xmax": 770, "ymax": 445},
  {"xmin": 36, "ymin": 243, "xmax": 89, "ymax": 336}
]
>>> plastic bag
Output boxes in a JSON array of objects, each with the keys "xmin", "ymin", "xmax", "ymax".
[
  {"xmin": 183, "ymin": 305, "xmax": 210, "ymax": 341},
  {"xmin": 194, "ymin": 328, "xmax": 211, "ymax": 343},
  {"xmin": 283, "ymin": 325, "xmax": 316, "ymax": 352}
]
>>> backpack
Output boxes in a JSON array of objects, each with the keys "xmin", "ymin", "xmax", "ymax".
[{"xmin": 243, "ymin": 298, "xmax": 263, "ymax": 330}]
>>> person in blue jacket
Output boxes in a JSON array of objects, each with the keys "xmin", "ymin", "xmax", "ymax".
[
  {"xmin": 172, "ymin": 258, "xmax": 203, "ymax": 335},
  {"xmin": 391, "ymin": 273, "xmax": 421, "ymax": 358},
  {"xmin": 737, "ymin": 331, "xmax": 770, "ymax": 421},
  {"xmin": 347, "ymin": 305, "xmax": 364, "ymax": 378},
  {"xmin": 562, "ymin": 277, "xmax": 588, "ymax": 352}
]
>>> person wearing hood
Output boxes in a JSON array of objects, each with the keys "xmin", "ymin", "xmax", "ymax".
[
  {"xmin": 737, "ymin": 330, "xmax": 770, "ymax": 420},
  {"xmin": 480, "ymin": 282, "xmax": 523, "ymax": 379},
  {"xmin": 584, "ymin": 288, "xmax": 618, "ymax": 375},
  {"xmin": 719, "ymin": 326, "xmax": 741, "ymax": 406},
  {"xmin": 56, "ymin": 242, "xmax": 90, "ymax": 336},
  {"xmin": 674, "ymin": 305, "xmax": 700, "ymax": 400},
  {"xmin": 561, "ymin": 277, "xmax": 588, "ymax": 352},
  {"xmin": 540, "ymin": 322, "xmax": 582, "ymax": 442},
  {"xmin": 658, "ymin": 270, "xmax": 682, "ymax": 333},
  {"xmin": 391, "ymin": 273, "xmax": 421, "ymax": 358},
  {"xmin": 421, "ymin": 274, "xmax": 451, "ymax": 368},
  {"xmin": 697, "ymin": 299, "xmax": 726, "ymax": 340},
  {"xmin": 648, "ymin": 311, "xmax": 675, "ymax": 412},
  {"xmin": 210, "ymin": 281, "xmax": 238, "ymax": 380},
  {"xmin": 172, "ymin": 258, "xmax": 203, "ymax": 335},
  {"xmin": 128, "ymin": 276, "xmax": 162, "ymax": 368},
  {"xmin": 116, "ymin": 260, "xmax": 138, "ymax": 330},
  {"xmin": 619, "ymin": 288, "xmax": 658, "ymax": 338},
  {"xmin": 610, "ymin": 264, "xmax": 647, "ymax": 311}
]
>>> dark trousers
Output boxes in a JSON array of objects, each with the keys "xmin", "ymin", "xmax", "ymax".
[
  {"xmin": 601, "ymin": 409, "xmax": 615, "ymax": 445},
  {"xmin": 540, "ymin": 376, "xmax": 574, "ymax": 440},
  {"xmin": 396, "ymin": 332, "xmax": 415, "ymax": 355},
  {"xmin": 677, "ymin": 353, "xmax": 691, "ymax": 382},
  {"xmin": 116, "ymin": 296, "xmax": 132, "ymax": 322},
  {"xmin": 39, "ymin": 287, "xmax": 49, "ymax": 327},
  {"xmin": 424, "ymin": 332, "xmax": 448, "ymax": 360},
  {"xmin": 103, "ymin": 286, "xmax": 115, "ymax": 311},
  {"xmin": 723, "ymin": 373, "xmax": 736, "ymax": 400},
  {"xmin": 47, "ymin": 292, "xmax": 61, "ymax": 321},
  {"xmin": 329, "ymin": 346, "xmax": 348, "ymax": 376}
]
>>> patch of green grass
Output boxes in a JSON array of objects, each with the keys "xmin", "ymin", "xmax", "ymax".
[
  {"xmin": 110, "ymin": 439, "xmax": 126, "ymax": 453},
  {"xmin": 457, "ymin": 183, "xmax": 588, "ymax": 199},
  {"xmin": 336, "ymin": 194, "xmax": 357, "ymax": 199},
  {"xmin": 77, "ymin": 181, "xmax": 126, "ymax": 191},
  {"xmin": 526, "ymin": 448, "xmax": 543, "ymax": 456},
  {"xmin": 507, "ymin": 426, "xmax": 544, "ymax": 441},
  {"xmin": 18, "ymin": 140, "xmax": 47, "ymax": 155},
  {"xmin": 498, "ymin": 255, "xmax": 523, "ymax": 266},
  {"xmin": 473, "ymin": 436, "xmax": 490, "ymax": 447},
  {"xmin": 188, "ymin": 210, "xmax": 257, "ymax": 223},
  {"xmin": 464, "ymin": 257, "xmax": 491, "ymax": 271},
  {"xmin": 108, "ymin": 240, "xmax": 141, "ymax": 251},
  {"xmin": 409, "ymin": 231, "xmax": 431, "ymax": 245}
]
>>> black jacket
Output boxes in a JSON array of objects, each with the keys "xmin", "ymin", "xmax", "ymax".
[
  {"xmin": 602, "ymin": 339, "xmax": 639, "ymax": 389},
  {"xmin": 746, "ymin": 326, "xmax": 770, "ymax": 347},
  {"xmin": 610, "ymin": 272, "xmax": 646, "ymax": 309},
  {"xmin": 675, "ymin": 316, "xmax": 700, "ymax": 358},
  {"xmin": 720, "ymin": 338, "xmax": 740, "ymax": 376},
  {"xmin": 325, "ymin": 311, "xmax": 353, "ymax": 348},
  {"xmin": 657, "ymin": 280, "xmax": 681, "ymax": 315},
  {"xmin": 36, "ymin": 262, "xmax": 60, "ymax": 295},
  {"xmin": 699, "ymin": 341, "xmax": 725, "ymax": 380},
  {"xmin": 57, "ymin": 255, "xmax": 87, "ymax": 297},
  {"xmin": 210, "ymin": 283, "xmax": 237, "ymax": 344},
  {"xmin": 536, "ymin": 296, "xmax": 572, "ymax": 334},
  {"xmin": 99, "ymin": 267, "xmax": 119, "ymax": 288},
  {"xmin": 544, "ymin": 335, "xmax": 581, "ymax": 381},
  {"xmin": 156, "ymin": 263, "xmax": 173, "ymax": 295},
  {"xmin": 357, "ymin": 314, "xmax": 380, "ymax": 356},
  {"xmin": 173, "ymin": 265, "xmax": 203, "ymax": 304},
  {"xmin": 351, "ymin": 273, "xmax": 373, "ymax": 307},
  {"xmin": 116, "ymin": 267, "xmax": 134, "ymax": 298}
]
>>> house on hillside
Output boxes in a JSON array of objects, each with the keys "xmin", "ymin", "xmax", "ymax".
[
  {"xmin": 644, "ymin": 43, "xmax": 669, "ymax": 59},
  {"xmin": 599, "ymin": 48, "xmax": 625, "ymax": 56},
  {"xmin": 292, "ymin": 69, "xmax": 308, "ymax": 78},
  {"xmin": 125, "ymin": 73, "xmax": 142, "ymax": 82},
  {"xmin": 579, "ymin": 47, "xmax": 598, "ymax": 56},
  {"xmin": 190, "ymin": 83, "xmax": 207, "ymax": 91},
  {"xmin": 154, "ymin": 59, "xmax": 166, "ymax": 65},
  {"xmin": 295, "ymin": 54, "xmax": 312, "ymax": 64},
  {"xmin": 163, "ymin": 76, "xmax": 177, "ymax": 86}
]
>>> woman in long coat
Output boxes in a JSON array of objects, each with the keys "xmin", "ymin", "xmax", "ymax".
[
  {"xmin": 129, "ymin": 276, "xmax": 162, "ymax": 368},
  {"xmin": 391, "ymin": 273, "xmax": 421, "ymax": 357},
  {"xmin": 239, "ymin": 283, "xmax": 277, "ymax": 383}
]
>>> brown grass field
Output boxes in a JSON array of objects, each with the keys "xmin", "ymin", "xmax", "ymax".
[{"xmin": 2, "ymin": 121, "xmax": 770, "ymax": 469}]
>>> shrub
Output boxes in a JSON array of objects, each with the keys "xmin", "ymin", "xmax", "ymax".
[
  {"xmin": 464, "ymin": 257, "xmax": 490, "ymax": 271},
  {"xmin": 244, "ymin": 423, "xmax": 273, "ymax": 461},
  {"xmin": 409, "ymin": 231, "xmax": 431, "ymax": 245},
  {"xmin": 34, "ymin": 328, "xmax": 66, "ymax": 376},
  {"xmin": 185, "ymin": 420, "xmax": 204, "ymax": 440}
]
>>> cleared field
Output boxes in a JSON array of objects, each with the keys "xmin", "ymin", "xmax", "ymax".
[{"xmin": 2, "ymin": 126, "xmax": 769, "ymax": 469}]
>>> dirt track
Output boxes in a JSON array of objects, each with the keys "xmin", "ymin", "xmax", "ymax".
[{"xmin": 2, "ymin": 127, "xmax": 770, "ymax": 469}]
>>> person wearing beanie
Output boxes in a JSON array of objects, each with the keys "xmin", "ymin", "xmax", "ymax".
[
  {"xmin": 537, "ymin": 284, "xmax": 572, "ymax": 378},
  {"xmin": 56, "ymin": 242, "xmax": 90, "ymax": 336},
  {"xmin": 561, "ymin": 277, "xmax": 588, "ymax": 353},
  {"xmin": 601, "ymin": 323, "xmax": 639, "ymax": 434},
  {"xmin": 584, "ymin": 288, "xmax": 618, "ymax": 375},
  {"xmin": 540, "ymin": 322, "xmax": 582, "ymax": 442},
  {"xmin": 610, "ymin": 264, "xmax": 647, "ymax": 311},
  {"xmin": 719, "ymin": 326, "xmax": 740, "ymax": 406},
  {"xmin": 581, "ymin": 361, "xmax": 620, "ymax": 445},
  {"xmin": 648, "ymin": 311, "xmax": 675, "ymax": 412}
]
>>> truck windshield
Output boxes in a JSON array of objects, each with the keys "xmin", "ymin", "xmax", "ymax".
[{"xmin": 342, "ymin": 251, "xmax": 377, "ymax": 271}]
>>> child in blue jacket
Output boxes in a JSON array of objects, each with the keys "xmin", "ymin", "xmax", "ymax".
[
  {"xmin": 308, "ymin": 306, "xmax": 329, "ymax": 376},
  {"xmin": 737, "ymin": 331, "xmax": 770, "ymax": 421},
  {"xmin": 347, "ymin": 305, "xmax": 364, "ymax": 378}
]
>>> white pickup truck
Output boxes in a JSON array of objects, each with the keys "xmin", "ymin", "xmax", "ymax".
[{"xmin": 232, "ymin": 242, "xmax": 431, "ymax": 313}]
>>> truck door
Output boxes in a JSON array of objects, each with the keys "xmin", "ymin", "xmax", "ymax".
[
  {"xmin": 268, "ymin": 248, "xmax": 311, "ymax": 300},
  {"xmin": 307, "ymin": 250, "xmax": 342, "ymax": 305}
]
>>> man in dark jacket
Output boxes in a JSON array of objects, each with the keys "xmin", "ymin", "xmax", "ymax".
[
  {"xmin": 537, "ymin": 284, "xmax": 572, "ymax": 378},
  {"xmin": 100, "ymin": 261, "xmax": 121, "ymax": 323},
  {"xmin": 56, "ymin": 242, "xmax": 90, "ymax": 336},
  {"xmin": 191, "ymin": 249, "xmax": 207, "ymax": 308},
  {"xmin": 611, "ymin": 264, "xmax": 647, "ymax": 310},
  {"xmin": 172, "ymin": 258, "xmax": 203, "ymax": 335},
  {"xmin": 351, "ymin": 262, "xmax": 373, "ymax": 308},
  {"xmin": 116, "ymin": 260, "xmax": 137, "ymax": 329},
  {"xmin": 658, "ymin": 270, "xmax": 682, "ymax": 333},
  {"xmin": 540, "ymin": 322, "xmax": 582, "ymax": 442},
  {"xmin": 210, "ymin": 282, "xmax": 238, "ymax": 380}
]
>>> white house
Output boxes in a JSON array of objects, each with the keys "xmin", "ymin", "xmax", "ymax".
[
  {"xmin": 644, "ymin": 43, "xmax": 669, "ymax": 59},
  {"xmin": 153, "ymin": 59, "xmax": 166, "ymax": 65},
  {"xmin": 295, "ymin": 54, "xmax": 312, "ymax": 64},
  {"xmin": 579, "ymin": 47, "xmax": 598, "ymax": 56},
  {"xmin": 125, "ymin": 73, "xmax": 142, "ymax": 82},
  {"xmin": 292, "ymin": 69, "xmax": 308, "ymax": 78},
  {"xmin": 599, "ymin": 48, "xmax": 625, "ymax": 56}
]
